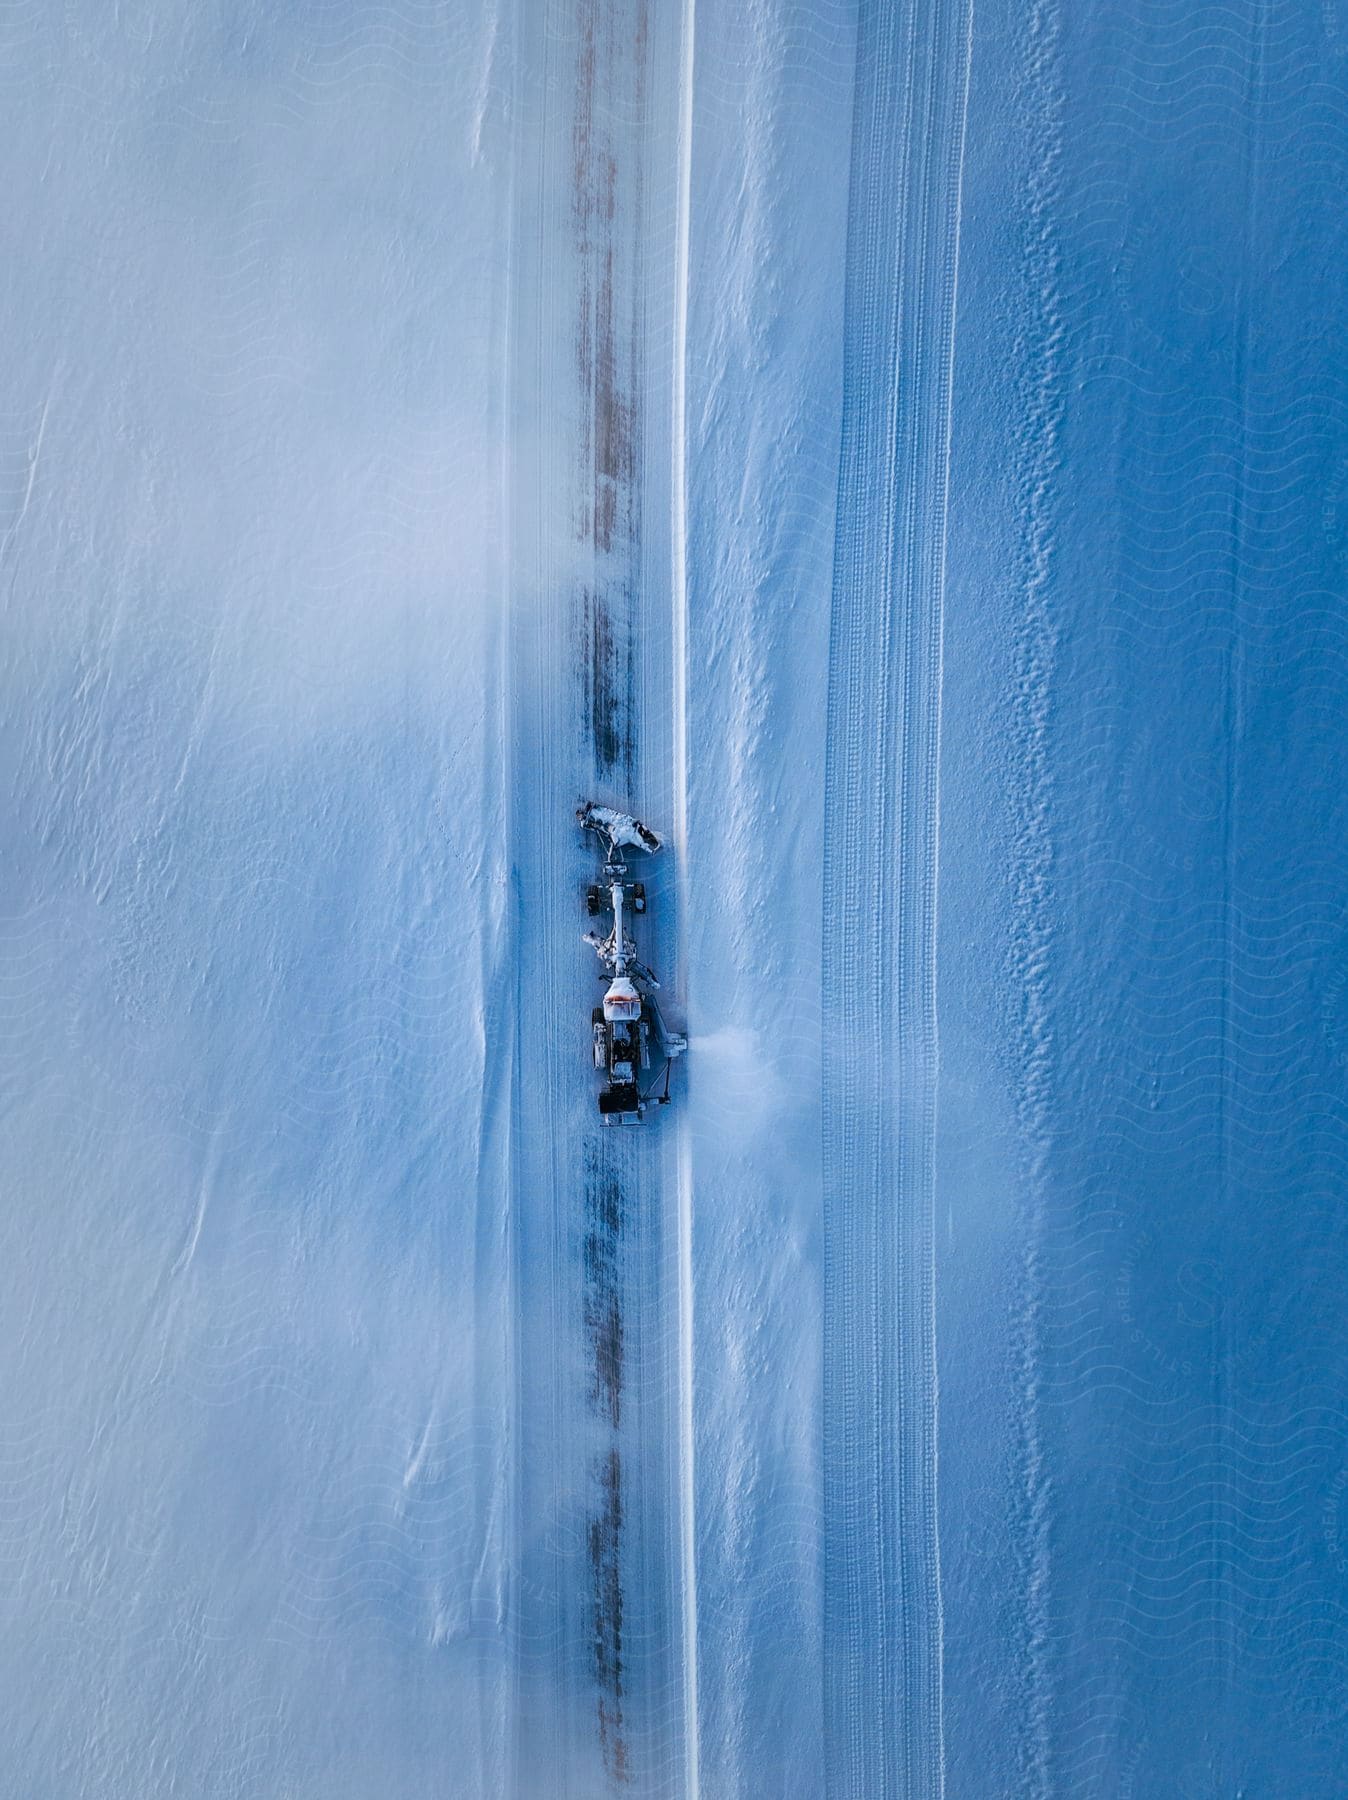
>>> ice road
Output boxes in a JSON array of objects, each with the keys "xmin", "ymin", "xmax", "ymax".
[{"xmin": 2, "ymin": 0, "xmax": 1348, "ymax": 1796}]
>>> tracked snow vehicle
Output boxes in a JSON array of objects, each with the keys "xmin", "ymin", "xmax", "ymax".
[{"xmin": 579, "ymin": 803, "xmax": 686, "ymax": 1124}]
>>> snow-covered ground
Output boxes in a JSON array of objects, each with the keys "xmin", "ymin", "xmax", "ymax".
[
  {"xmin": 0, "ymin": 6, "xmax": 517, "ymax": 1793},
  {"xmin": 3, "ymin": 0, "xmax": 1348, "ymax": 1795}
]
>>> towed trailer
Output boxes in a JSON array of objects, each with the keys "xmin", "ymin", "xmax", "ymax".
[{"xmin": 578, "ymin": 803, "xmax": 686, "ymax": 1125}]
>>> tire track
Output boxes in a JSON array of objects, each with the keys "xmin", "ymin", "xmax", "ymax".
[
  {"xmin": 820, "ymin": 0, "xmax": 972, "ymax": 1793},
  {"xmin": 507, "ymin": 1, "xmax": 690, "ymax": 1791},
  {"xmin": 570, "ymin": 3, "xmax": 648, "ymax": 1784}
]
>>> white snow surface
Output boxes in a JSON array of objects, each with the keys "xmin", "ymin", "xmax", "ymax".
[
  {"xmin": 3, "ymin": 0, "xmax": 980, "ymax": 1790},
  {"xmin": 0, "ymin": 0, "xmax": 863, "ymax": 1789},
  {"xmin": 0, "ymin": 5, "xmax": 516, "ymax": 1795}
]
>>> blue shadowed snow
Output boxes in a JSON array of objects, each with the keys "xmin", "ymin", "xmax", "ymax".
[
  {"xmin": 934, "ymin": 0, "xmax": 1348, "ymax": 1791},
  {"xmin": 2, "ymin": 0, "xmax": 1347, "ymax": 1794}
]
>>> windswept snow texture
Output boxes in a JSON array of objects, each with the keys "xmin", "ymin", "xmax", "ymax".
[
  {"xmin": 930, "ymin": 1, "xmax": 1348, "ymax": 1791},
  {"xmin": 692, "ymin": 0, "xmax": 1348, "ymax": 1790},
  {"xmin": 0, "ymin": 7, "xmax": 517, "ymax": 1796},
  {"xmin": 4, "ymin": 0, "xmax": 1348, "ymax": 1795}
]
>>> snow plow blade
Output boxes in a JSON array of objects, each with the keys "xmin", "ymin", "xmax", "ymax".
[{"xmin": 577, "ymin": 803, "xmax": 662, "ymax": 856}]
